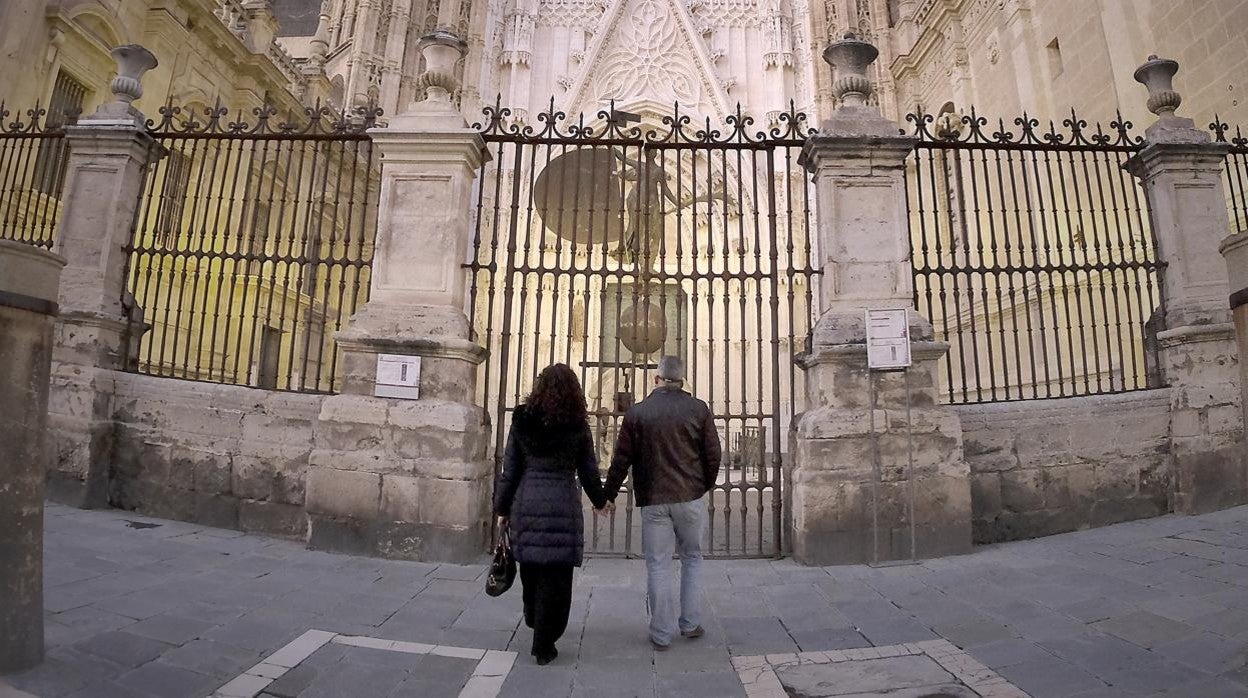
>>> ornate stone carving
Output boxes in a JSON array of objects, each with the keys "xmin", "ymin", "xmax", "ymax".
[
  {"xmin": 594, "ymin": 0, "xmax": 702, "ymax": 105},
  {"xmin": 1134, "ymin": 54, "xmax": 1182, "ymax": 117},
  {"xmin": 824, "ymin": 32, "xmax": 876, "ymax": 107},
  {"xmin": 986, "ymin": 37, "xmax": 999, "ymax": 64},
  {"xmin": 415, "ymin": 30, "xmax": 468, "ymax": 102},
  {"xmin": 762, "ymin": 3, "xmax": 793, "ymax": 67},
  {"xmin": 501, "ymin": 9, "xmax": 536, "ymax": 64},
  {"xmin": 108, "ymin": 45, "xmax": 159, "ymax": 106}
]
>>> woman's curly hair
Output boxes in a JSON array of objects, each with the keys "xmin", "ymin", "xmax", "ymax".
[{"xmin": 524, "ymin": 363, "xmax": 589, "ymax": 427}]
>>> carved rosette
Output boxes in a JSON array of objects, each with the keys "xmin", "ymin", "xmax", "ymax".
[{"xmin": 1133, "ymin": 54, "xmax": 1182, "ymax": 117}]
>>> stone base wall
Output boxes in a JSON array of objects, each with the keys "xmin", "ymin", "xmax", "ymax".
[
  {"xmin": 956, "ymin": 390, "xmax": 1172, "ymax": 544},
  {"xmin": 108, "ymin": 372, "xmax": 322, "ymax": 539}
]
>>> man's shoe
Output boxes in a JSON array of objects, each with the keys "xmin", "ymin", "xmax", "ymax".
[
  {"xmin": 681, "ymin": 626, "xmax": 705, "ymax": 639},
  {"xmin": 650, "ymin": 638, "xmax": 670, "ymax": 651}
]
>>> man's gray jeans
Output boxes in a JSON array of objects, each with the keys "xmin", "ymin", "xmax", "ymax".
[{"xmin": 640, "ymin": 495, "xmax": 707, "ymax": 646}]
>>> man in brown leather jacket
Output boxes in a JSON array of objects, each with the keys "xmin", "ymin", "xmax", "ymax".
[{"xmin": 604, "ymin": 356, "xmax": 722, "ymax": 650}]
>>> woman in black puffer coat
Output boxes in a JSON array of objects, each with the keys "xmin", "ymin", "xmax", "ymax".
[{"xmin": 493, "ymin": 363, "xmax": 609, "ymax": 665}]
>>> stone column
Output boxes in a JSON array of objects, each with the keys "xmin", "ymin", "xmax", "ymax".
[
  {"xmin": 46, "ymin": 45, "xmax": 161, "ymax": 507},
  {"xmin": 0, "ymin": 240, "xmax": 64, "ymax": 673},
  {"xmin": 1126, "ymin": 56, "xmax": 1245, "ymax": 514},
  {"xmin": 1222, "ymin": 232, "xmax": 1248, "ymax": 442},
  {"xmin": 789, "ymin": 34, "xmax": 971, "ymax": 565},
  {"xmin": 307, "ymin": 31, "xmax": 492, "ymax": 563}
]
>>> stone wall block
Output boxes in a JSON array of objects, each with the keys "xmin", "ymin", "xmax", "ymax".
[
  {"xmin": 970, "ymin": 473, "xmax": 1002, "ymax": 521},
  {"xmin": 232, "ymin": 455, "xmax": 276, "ymax": 501},
  {"xmin": 308, "ymin": 449, "xmax": 388, "ymax": 474},
  {"xmin": 239, "ymin": 500, "xmax": 306, "ymax": 538},
  {"xmin": 418, "ymin": 477, "xmax": 488, "ymax": 527},
  {"xmin": 305, "ymin": 467, "xmax": 381, "ymax": 519},
  {"xmin": 194, "ymin": 493, "xmax": 240, "ymax": 529},
  {"xmin": 380, "ymin": 475, "xmax": 422, "ymax": 522},
  {"xmin": 317, "ymin": 420, "xmax": 386, "ymax": 453},
  {"xmin": 193, "ymin": 453, "xmax": 233, "ymax": 495}
]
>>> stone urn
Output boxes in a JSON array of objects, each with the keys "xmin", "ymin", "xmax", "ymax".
[{"xmin": 823, "ymin": 32, "xmax": 878, "ymax": 108}]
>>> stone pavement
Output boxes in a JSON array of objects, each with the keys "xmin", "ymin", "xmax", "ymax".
[{"xmin": 3, "ymin": 504, "xmax": 1248, "ymax": 697}]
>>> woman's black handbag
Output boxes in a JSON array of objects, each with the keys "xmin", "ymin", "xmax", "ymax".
[{"xmin": 485, "ymin": 528, "xmax": 516, "ymax": 597}]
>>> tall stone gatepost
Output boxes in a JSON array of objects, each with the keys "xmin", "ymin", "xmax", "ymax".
[
  {"xmin": 0, "ymin": 241, "xmax": 63, "ymax": 673},
  {"xmin": 306, "ymin": 31, "xmax": 492, "ymax": 562},
  {"xmin": 1222, "ymin": 232, "xmax": 1248, "ymax": 443},
  {"xmin": 790, "ymin": 34, "xmax": 971, "ymax": 565},
  {"xmin": 46, "ymin": 46, "xmax": 161, "ymax": 507},
  {"xmin": 1126, "ymin": 56, "xmax": 1246, "ymax": 514}
]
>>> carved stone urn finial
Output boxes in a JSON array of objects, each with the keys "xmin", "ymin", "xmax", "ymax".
[
  {"xmin": 1134, "ymin": 54, "xmax": 1182, "ymax": 118},
  {"xmin": 109, "ymin": 45, "xmax": 158, "ymax": 106},
  {"xmin": 415, "ymin": 29, "xmax": 468, "ymax": 103},
  {"xmin": 823, "ymin": 32, "xmax": 878, "ymax": 108}
]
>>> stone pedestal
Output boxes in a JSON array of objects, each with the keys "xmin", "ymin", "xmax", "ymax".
[
  {"xmin": 792, "ymin": 322, "xmax": 970, "ymax": 565},
  {"xmin": 1223, "ymin": 232, "xmax": 1248, "ymax": 444},
  {"xmin": 305, "ymin": 31, "xmax": 493, "ymax": 563},
  {"xmin": 0, "ymin": 240, "xmax": 64, "ymax": 673},
  {"xmin": 1126, "ymin": 56, "xmax": 1244, "ymax": 515},
  {"xmin": 46, "ymin": 50, "xmax": 161, "ymax": 507},
  {"xmin": 789, "ymin": 35, "xmax": 972, "ymax": 565}
]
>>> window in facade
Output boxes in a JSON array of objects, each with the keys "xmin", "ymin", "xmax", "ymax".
[
  {"xmin": 256, "ymin": 325, "xmax": 283, "ymax": 389},
  {"xmin": 155, "ymin": 149, "xmax": 192, "ymax": 247},
  {"xmin": 33, "ymin": 70, "xmax": 88, "ymax": 196},
  {"xmin": 1047, "ymin": 37, "xmax": 1063, "ymax": 78}
]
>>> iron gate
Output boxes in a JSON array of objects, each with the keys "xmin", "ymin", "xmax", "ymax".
[{"xmin": 468, "ymin": 100, "xmax": 818, "ymax": 558}]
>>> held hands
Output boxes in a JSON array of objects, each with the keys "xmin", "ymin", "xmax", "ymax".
[
  {"xmin": 594, "ymin": 501, "xmax": 616, "ymax": 518},
  {"xmin": 496, "ymin": 515, "xmax": 509, "ymax": 530}
]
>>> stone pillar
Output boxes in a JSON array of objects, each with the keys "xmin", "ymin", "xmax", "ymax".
[
  {"xmin": 1222, "ymin": 232, "xmax": 1248, "ymax": 442},
  {"xmin": 790, "ymin": 34, "xmax": 971, "ymax": 565},
  {"xmin": 0, "ymin": 240, "xmax": 64, "ymax": 673},
  {"xmin": 307, "ymin": 31, "xmax": 492, "ymax": 563},
  {"xmin": 1126, "ymin": 56, "xmax": 1245, "ymax": 514},
  {"xmin": 46, "ymin": 45, "xmax": 161, "ymax": 507}
]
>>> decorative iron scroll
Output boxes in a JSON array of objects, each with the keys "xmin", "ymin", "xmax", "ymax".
[
  {"xmin": 121, "ymin": 100, "xmax": 384, "ymax": 394},
  {"xmin": 904, "ymin": 107, "xmax": 1163, "ymax": 404},
  {"xmin": 473, "ymin": 95, "xmax": 817, "ymax": 143},
  {"xmin": 1212, "ymin": 116, "xmax": 1248, "ymax": 241},
  {"xmin": 144, "ymin": 99, "xmax": 383, "ymax": 136},
  {"xmin": 0, "ymin": 101, "xmax": 73, "ymax": 249},
  {"xmin": 903, "ymin": 107, "xmax": 1144, "ymax": 150}
]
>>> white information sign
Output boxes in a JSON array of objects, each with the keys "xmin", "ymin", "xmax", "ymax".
[
  {"xmin": 375, "ymin": 354, "xmax": 422, "ymax": 400},
  {"xmin": 865, "ymin": 308, "xmax": 911, "ymax": 370}
]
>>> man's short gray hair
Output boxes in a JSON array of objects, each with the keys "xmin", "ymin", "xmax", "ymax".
[{"xmin": 657, "ymin": 355, "xmax": 685, "ymax": 384}]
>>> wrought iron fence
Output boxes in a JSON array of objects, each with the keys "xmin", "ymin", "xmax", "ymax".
[
  {"xmin": 1213, "ymin": 119, "xmax": 1248, "ymax": 236},
  {"xmin": 0, "ymin": 103, "xmax": 73, "ymax": 249},
  {"xmin": 121, "ymin": 103, "xmax": 381, "ymax": 393},
  {"xmin": 469, "ymin": 99, "xmax": 819, "ymax": 558},
  {"xmin": 905, "ymin": 110, "xmax": 1165, "ymax": 404}
]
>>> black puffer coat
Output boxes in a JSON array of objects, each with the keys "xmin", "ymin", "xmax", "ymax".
[{"xmin": 493, "ymin": 405, "xmax": 608, "ymax": 566}]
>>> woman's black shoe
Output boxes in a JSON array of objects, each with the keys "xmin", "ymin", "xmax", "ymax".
[{"xmin": 534, "ymin": 647, "xmax": 558, "ymax": 665}]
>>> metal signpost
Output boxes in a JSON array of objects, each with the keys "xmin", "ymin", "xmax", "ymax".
[{"xmin": 865, "ymin": 308, "xmax": 917, "ymax": 565}]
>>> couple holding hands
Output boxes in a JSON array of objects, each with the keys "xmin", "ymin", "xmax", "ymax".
[{"xmin": 493, "ymin": 356, "xmax": 722, "ymax": 665}]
